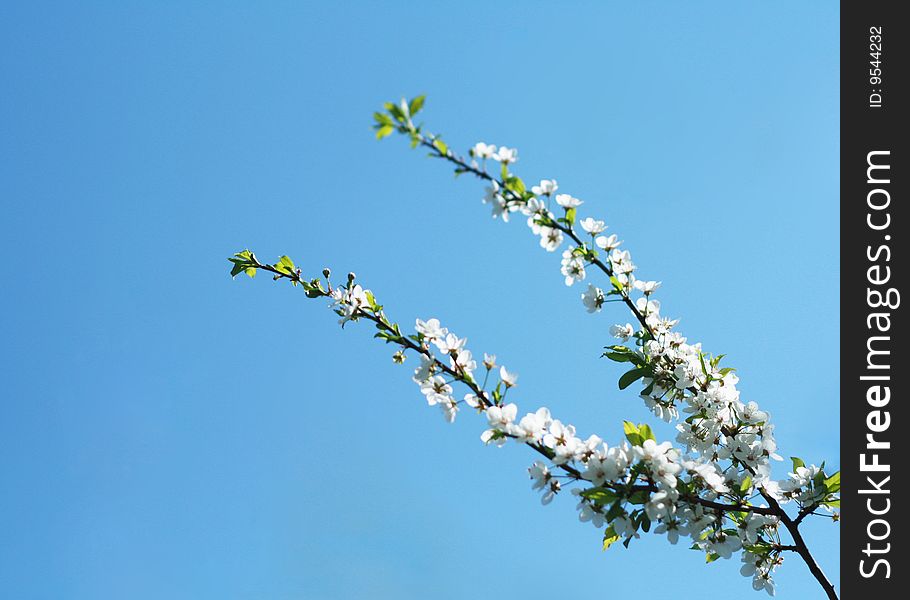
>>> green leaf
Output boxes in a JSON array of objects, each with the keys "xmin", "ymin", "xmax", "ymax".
[
  {"xmin": 705, "ymin": 552, "xmax": 721, "ymax": 564},
  {"xmin": 824, "ymin": 471, "xmax": 841, "ymax": 494},
  {"xmin": 384, "ymin": 101, "xmax": 406, "ymax": 123},
  {"xmin": 740, "ymin": 475, "xmax": 753, "ymax": 494},
  {"xmin": 791, "ymin": 457, "xmax": 805, "ymax": 471},
  {"xmin": 605, "ymin": 500, "xmax": 624, "ymax": 521},
  {"xmin": 618, "ymin": 367, "xmax": 646, "ymax": 390},
  {"xmin": 627, "ymin": 490, "xmax": 650, "ymax": 505},
  {"xmin": 622, "ymin": 421, "xmax": 642, "ymax": 446},
  {"xmin": 604, "ymin": 346, "xmax": 639, "ymax": 364},
  {"xmin": 813, "ymin": 469, "xmax": 827, "ymax": 489},
  {"xmin": 432, "ymin": 138, "xmax": 448, "ymax": 155},
  {"xmin": 373, "ymin": 112, "xmax": 393, "ymax": 126},
  {"xmin": 365, "ymin": 290, "xmax": 380, "ymax": 311},
  {"xmin": 640, "ymin": 513, "xmax": 651, "ymax": 533},
  {"xmin": 638, "ymin": 423, "xmax": 656, "ymax": 442},
  {"xmin": 273, "ymin": 255, "xmax": 296, "ymax": 276},
  {"xmin": 564, "ymin": 207, "xmax": 576, "ymax": 226},
  {"xmin": 608, "ymin": 275, "xmax": 624, "ymax": 293},
  {"xmin": 580, "ymin": 487, "xmax": 619, "ymax": 505},
  {"xmin": 408, "ymin": 95, "xmax": 426, "ymax": 116},
  {"xmin": 376, "ymin": 124, "xmax": 394, "ymax": 140},
  {"xmin": 504, "ymin": 176, "xmax": 526, "ymax": 195},
  {"xmin": 698, "ymin": 352, "xmax": 709, "ymax": 377},
  {"xmin": 602, "ymin": 525, "xmax": 620, "ymax": 551}
]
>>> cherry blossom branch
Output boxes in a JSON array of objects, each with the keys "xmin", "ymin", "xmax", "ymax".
[{"xmin": 226, "ymin": 96, "xmax": 839, "ymax": 599}]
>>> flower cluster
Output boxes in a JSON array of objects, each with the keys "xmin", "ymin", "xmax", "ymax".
[
  {"xmin": 461, "ymin": 133, "xmax": 838, "ymax": 525},
  {"xmin": 406, "ymin": 314, "xmax": 788, "ymax": 594},
  {"xmin": 364, "ymin": 302, "xmax": 789, "ymax": 593}
]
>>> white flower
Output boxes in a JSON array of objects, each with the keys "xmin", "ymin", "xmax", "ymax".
[
  {"xmin": 483, "ymin": 182, "xmax": 514, "ymax": 222},
  {"xmin": 451, "ymin": 348, "xmax": 477, "ymax": 376},
  {"xmin": 471, "ymin": 142, "xmax": 496, "ymax": 159},
  {"xmin": 482, "ymin": 181, "xmax": 501, "ymax": 204},
  {"xmin": 595, "ymin": 234, "xmax": 620, "ymax": 251},
  {"xmin": 635, "ymin": 296, "xmax": 660, "ymax": 317},
  {"xmin": 634, "ymin": 439, "xmax": 675, "ymax": 464},
  {"xmin": 493, "ymin": 146, "xmax": 518, "ymax": 164},
  {"xmin": 489, "ymin": 195, "xmax": 514, "ymax": 222},
  {"xmin": 434, "ymin": 332, "xmax": 466, "ymax": 354},
  {"xmin": 529, "ymin": 461, "xmax": 550, "ymax": 491},
  {"xmin": 334, "ymin": 284, "xmax": 370, "ymax": 324},
  {"xmin": 612, "ymin": 514, "xmax": 639, "ymax": 539},
  {"xmin": 610, "ymin": 249, "xmax": 635, "ymax": 275},
  {"xmin": 416, "ymin": 318, "xmax": 446, "ymax": 340},
  {"xmin": 500, "ymin": 366, "xmax": 519, "ymax": 387},
  {"xmin": 753, "ymin": 575, "xmax": 775, "ymax": 596},
  {"xmin": 481, "ymin": 403, "xmax": 518, "ymax": 446},
  {"xmin": 609, "ymin": 323, "xmax": 634, "ymax": 341},
  {"xmin": 515, "ymin": 407, "xmax": 551, "ymax": 442},
  {"xmin": 738, "ymin": 512, "xmax": 776, "ymax": 545},
  {"xmin": 579, "ymin": 217, "xmax": 606, "ymax": 235},
  {"xmin": 575, "ymin": 434, "xmax": 603, "ymax": 462},
  {"xmin": 531, "ymin": 179, "xmax": 558, "ymax": 196},
  {"xmin": 439, "ymin": 397, "xmax": 459, "ymax": 423},
  {"xmin": 555, "ymin": 193, "xmax": 583, "ymax": 209},
  {"xmin": 683, "ymin": 460, "xmax": 729, "ymax": 493},
  {"xmin": 419, "ymin": 376, "xmax": 453, "ymax": 406},
  {"xmin": 581, "ymin": 284, "xmax": 605, "ymax": 313},
  {"xmin": 486, "ymin": 402, "xmax": 518, "ymax": 429},
  {"xmin": 651, "ymin": 458, "xmax": 682, "ymax": 488},
  {"xmin": 483, "ymin": 353, "xmax": 497, "ymax": 370},
  {"xmin": 412, "ymin": 355, "xmax": 435, "ymax": 382},
  {"xmin": 741, "ymin": 553, "xmax": 777, "ymax": 597},
  {"xmin": 577, "ymin": 501, "xmax": 605, "ymax": 528},
  {"xmin": 706, "ymin": 531, "xmax": 742, "ymax": 559},
  {"xmin": 560, "ymin": 249, "xmax": 586, "ymax": 286},
  {"xmin": 583, "ymin": 454, "xmax": 622, "ymax": 486},
  {"xmin": 739, "ymin": 401, "xmax": 769, "ymax": 424},
  {"xmin": 542, "ymin": 420, "xmax": 579, "ymax": 464},
  {"xmin": 538, "ymin": 225, "xmax": 564, "ymax": 252},
  {"xmin": 633, "ymin": 279, "xmax": 661, "ymax": 294}
]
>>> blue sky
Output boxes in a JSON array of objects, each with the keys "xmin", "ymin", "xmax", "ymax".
[{"xmin": 1, "ymin": 2, "xmax": 839, "ymax": 598}]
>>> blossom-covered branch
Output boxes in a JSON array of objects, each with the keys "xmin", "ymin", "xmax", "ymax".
[{"xmin": 227, "ymin": 95, "xmax": 839, "ymax": 599}]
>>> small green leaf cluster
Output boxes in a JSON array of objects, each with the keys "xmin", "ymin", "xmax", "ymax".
[
  {"xmin": 373, "ymin": 95, "xmax": 447, "ymax": 153},
  {"xmin": 228, "ymin": 249, "xmax": 257, "ymax": 278}
]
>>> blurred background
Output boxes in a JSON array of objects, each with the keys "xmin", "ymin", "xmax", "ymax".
[{"xmin": 1, "ymin": 1, "xmax": 839, "ymax": 598}]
